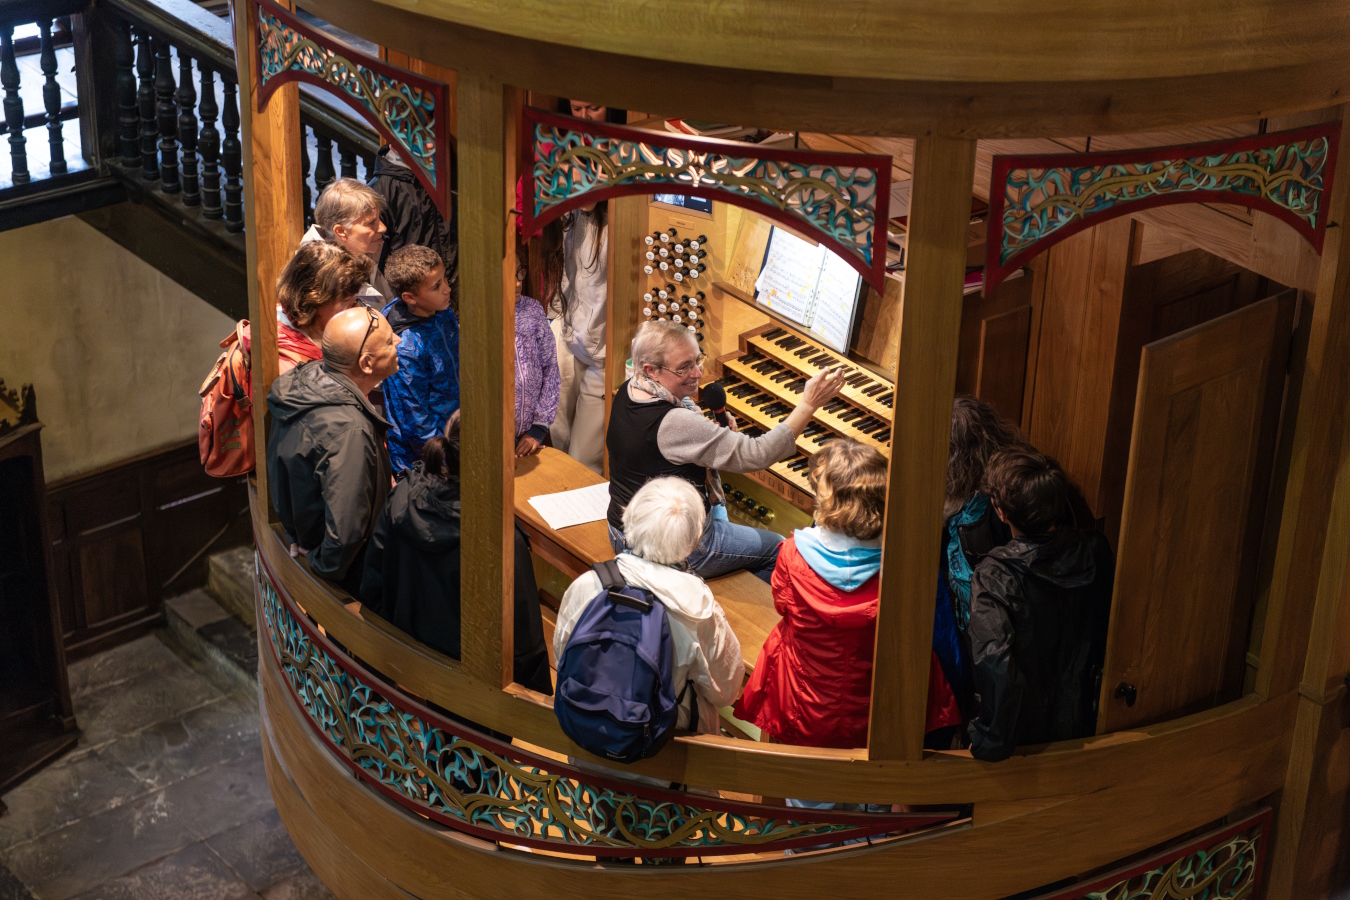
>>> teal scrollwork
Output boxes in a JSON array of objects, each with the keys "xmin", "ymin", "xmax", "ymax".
[
  {"xmin": 1038, "ymin": 810, "xmax": 1269, "ymax": 900},
  {"xmin": 253, "ymin": 0, "xmax": 448, "ymax": 214},
  {"xmin": 985, "ymin": 125, "xmax": 1339, "ymax": 292},
  {"xmin": 256, "ymin": 564, "xmax": 947, "ymax": 857},
  {"xmin": 523, "ymin": 108, "xmax": 891, "ymax": 290}
]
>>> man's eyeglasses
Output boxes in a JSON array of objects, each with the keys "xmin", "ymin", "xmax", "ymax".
[
  {"xmin": 658, "ymin": 352, "xmax": 706, "ymax": 379},
  {"xmin": 356, "ymin": 307, "xmax": 379, "ymax": 360}
]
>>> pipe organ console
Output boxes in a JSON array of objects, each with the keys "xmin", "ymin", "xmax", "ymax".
[{"xmin": 710, "ymin": 323, "xmax": 896, "ymax": 525}]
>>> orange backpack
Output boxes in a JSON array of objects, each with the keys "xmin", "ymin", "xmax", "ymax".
[
  {"xmin": 199, "ymin": 322, "xmax": 308, "ymax": 477},
  {"xmin": 199, "ymin": 321, "xmax": 257, "ymax": 478}
]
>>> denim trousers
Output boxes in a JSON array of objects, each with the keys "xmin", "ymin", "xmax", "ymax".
[{"xmin": 607, "ymin": 504, "xmax": 783, "ymax": 583}]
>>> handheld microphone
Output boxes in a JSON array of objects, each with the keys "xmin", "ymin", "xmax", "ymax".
[{"xmin": 700, "ymin": 382, "xmax": 731, "ymax": 428}]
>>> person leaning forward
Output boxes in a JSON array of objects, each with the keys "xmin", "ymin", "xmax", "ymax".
[
  {"xmin": 606, "ymin": 319, "xmax": 844, "ymax": 583},
  {"xmin": 267, "ymin": 307, "xmax": 402, "ymax": 595}
]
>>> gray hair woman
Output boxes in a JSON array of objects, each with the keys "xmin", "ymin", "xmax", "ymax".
[
  {"xmin": 553, "ymin": 477, "xmax": 743, "ymax": 733},
  {"xmin": 300, "ymin": 178, "xmax": 392, "ymax": 306},
  {"xmin": 604, "ymin": 319, "xmax": 845, "ymax": 582}
]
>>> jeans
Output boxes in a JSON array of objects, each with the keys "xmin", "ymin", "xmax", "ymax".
[{"xmin": 608, "ymin": 504, "xmax": 783, "ymax": 583}]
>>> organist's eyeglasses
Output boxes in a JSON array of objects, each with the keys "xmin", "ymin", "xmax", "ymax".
[{"xmin": 657, "ymin": 352, "xmax": 707, "ymax": 379}]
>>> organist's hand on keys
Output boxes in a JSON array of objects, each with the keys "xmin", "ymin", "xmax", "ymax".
[{"xmin": 783, "ymin": 366, "xmax": 846, "ymax": 437}]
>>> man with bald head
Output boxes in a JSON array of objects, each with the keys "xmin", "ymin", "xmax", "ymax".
[{"xmin": 267, "ymin": 307, "xmax": 402, "ymax": 593}]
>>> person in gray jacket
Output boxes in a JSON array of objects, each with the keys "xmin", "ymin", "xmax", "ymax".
[{"xmin": 267, "ymin": 306, "xmax": 402, "ymax": 594}]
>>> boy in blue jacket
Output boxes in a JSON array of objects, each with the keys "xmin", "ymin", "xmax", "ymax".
[{"xmin": 381, "ymin": 244, "xmax": 459, "ymax": 473}]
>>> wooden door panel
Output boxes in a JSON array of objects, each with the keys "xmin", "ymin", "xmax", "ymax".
[
  {"xmin": 78, "ymin": 528, "xmax": 148, "ymax": 627},
  {"xmin": 975, "ymin": 306, "xmax": 1033, "ymax": 425},
  {"xmin": 1099, "ymin": 290, "xmax": 1295, "ymax": 732}
]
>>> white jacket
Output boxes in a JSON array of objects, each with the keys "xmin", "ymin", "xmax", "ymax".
[
  {"xmin": 560, "ymin": 210, "xmax": 608, "ymax": 369},
  {"xmin": 554, "ymin": 554, "xmax": 744, "ymax": 734}
]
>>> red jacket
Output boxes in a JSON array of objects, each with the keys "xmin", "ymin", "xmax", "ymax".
[
  {"xmin": 734, "ymin": 537, "xmax": 962, "ymax": 749},
  {"xmin": 276, "ymin": 315, "xmax": 321, "ymax": 375}
]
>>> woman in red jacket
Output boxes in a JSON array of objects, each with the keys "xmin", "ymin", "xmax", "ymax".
[{"xmin": 735, "ymin": 438, "xmax": 962, "ymax": 749}]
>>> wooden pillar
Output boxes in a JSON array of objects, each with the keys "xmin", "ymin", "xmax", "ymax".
[
  {"xmin": 457, "ymin": 72, "xmax": 519, "ymax": 688},
  {"xmin": 868, "ymin": 136, "xmax": 976, "ymax": 760},
  {"xmin": 232, "ymin": 0, "xmax": 303, "ymax": 507},
  {"xmin": 1255, "ymin": 108, "xmax": 1350, "ymax": 701},
  {"xmin": 1264, "ymin": 112, "xmax": 1350, "ymax": 900}
]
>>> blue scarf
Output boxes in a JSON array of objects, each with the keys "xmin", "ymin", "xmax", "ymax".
[{"xmin": 945, "ymin": 492, "xmax": 989, "ymax": 630}]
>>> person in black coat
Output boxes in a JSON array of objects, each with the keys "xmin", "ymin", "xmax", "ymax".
[
  {"xmin": 963, "ymin": 448, "xmax": 1114, "ymax": 762},
  {"xmin": 358, "ymin": 435, "xmax": 552, "ymax": 695},
  {"xmin": 368, "ymin": 145, "xmax": 458, "ymax": 306}
]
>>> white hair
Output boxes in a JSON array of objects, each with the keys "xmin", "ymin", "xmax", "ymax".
[
  {"xmin": 622, "ymin": 477, "xmax": 705, "ymax": 565},
  {"xmin": 631, "ymin": 319, "xmax": 697, "ymax": 372}
]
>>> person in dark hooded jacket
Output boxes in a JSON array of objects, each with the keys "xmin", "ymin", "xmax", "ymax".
[
  {"xmin": 964, "ymin": 448, "xmax": 1114, "ymax": 762},
  {"xmin": 368, "ymin": 145, "xmax": 458, "ymax": 305},
  {"xmin": 359, "ymin": 435, "xmax": 553, "ymax": 695},
  {"xmin": 267, "ymin": 307, "xmax": 401, "ymax": 595}
]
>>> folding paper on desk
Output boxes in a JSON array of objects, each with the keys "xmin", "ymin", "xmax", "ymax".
[{"xmin": 527, "ymin": 482, "xmax": 611, "ymax": 530}]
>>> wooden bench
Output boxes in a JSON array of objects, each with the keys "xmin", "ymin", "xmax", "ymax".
[{"xmin": 514, "ymin": 448, "xmax": 780, "ymax": 670}]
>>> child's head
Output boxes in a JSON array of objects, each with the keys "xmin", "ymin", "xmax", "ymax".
[
  {"xmin": 947, "ymin": 396, "xmax": 1021, "ymax": 518},
  {"xmin": 420, "ymin": 434, "xmax": 460, "ymax": 486},
  {"xmin": 276, "ymin": 240, "xmax": 372, "ymax": 331},
  {"xmin": 808, "ymin": 438, "xmax": 888, "ymax": 541},
  {"xmin": 982, "ymin": 448, "xmax": 1068, "ymax": 538},
  {"xmin": 386, "ymin": 245, "xmax": 449, "ymax": 317}
]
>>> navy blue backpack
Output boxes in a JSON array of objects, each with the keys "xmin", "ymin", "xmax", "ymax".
[{"xmin": 554, "ymin": 559, "xmax": 694, "ymax": 763}]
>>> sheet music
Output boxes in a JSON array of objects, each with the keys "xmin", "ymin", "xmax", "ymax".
[
  {"xmin": 754, "ymin": 228, "xmax": 824, "ymax": 325},
  {"xmin": 809, "ymin": 249, "xmax": 862, "ymax": 353},
  {"xmin": 527, "ymin": 482, "xmax": 611, "ymax": 530}
]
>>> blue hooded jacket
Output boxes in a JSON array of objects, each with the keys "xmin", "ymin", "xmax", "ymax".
[
  {"xmin": 381, "ymin": 298, "xmax": 460, "ymax": 473},
  {"xmin": 793, "ymin": 527, "xmax": 882, "ymax": 591}
]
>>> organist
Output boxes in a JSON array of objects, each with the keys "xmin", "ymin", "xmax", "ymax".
[{"xmin": 606, "ymin": 319, "xmax": 844, "ymax": 582}]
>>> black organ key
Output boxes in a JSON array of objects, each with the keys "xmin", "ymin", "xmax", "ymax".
[
  {"xmin": 795, "ymin": 345, "xmax": 816, "ymax": 358},
  {"xmin": 808, "ymin": 353, "xmax": 831, "ymax": 367},
  {"xmin": 762, "ymin": 328, "xmax": 786, "ymax": 340},
  {"xmin": 873, "ymin": 428, "xmax": 891, "ymax": 443},
  {"xmin": 787, "ymin": 379, "xmax": 806, "ymax": 393},
  {"xmin": 877, "ymin": 392, "xmax": 894, "ymax": 407},
  {"xmin": 863, "ymin": 384, "xmax": 885, "ymax": 396}
]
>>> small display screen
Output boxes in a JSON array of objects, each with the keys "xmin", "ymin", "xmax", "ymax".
[
  {"xmin": 653, "ymin": 193, "xmax": 713, "ymax": 214},
  {"xmin": 754, "ymin": 227, "xmax": 863, "ymax": 354}
]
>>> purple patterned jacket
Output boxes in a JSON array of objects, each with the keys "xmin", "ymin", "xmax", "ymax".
[{"xmin": 514, "ymin": 295, "xmax": 561, "ymax": 442}]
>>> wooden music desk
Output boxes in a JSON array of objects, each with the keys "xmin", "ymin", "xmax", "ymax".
[{"xmin": 514, "ymin": 448, "xmax": 780, "ymax": 669}]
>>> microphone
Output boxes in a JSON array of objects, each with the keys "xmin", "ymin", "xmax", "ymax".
[{"xmin": 700, "ymin": 382, "xmax": 730, "ymax": 428}]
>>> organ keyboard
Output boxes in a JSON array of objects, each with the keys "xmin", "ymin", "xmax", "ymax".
[{"xmin": 710, "ymin": 323, "xmax": 895, "ymax": 513}]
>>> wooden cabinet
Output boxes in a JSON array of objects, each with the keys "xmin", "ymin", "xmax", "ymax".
[{"xmin": 0, "ymin": 418, "xmax": 77, "ymax": 797}]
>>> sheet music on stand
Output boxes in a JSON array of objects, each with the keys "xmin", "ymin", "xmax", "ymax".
[{"xmin": 753, "ymin": 226, "xmax": 862, "ymax": 353}]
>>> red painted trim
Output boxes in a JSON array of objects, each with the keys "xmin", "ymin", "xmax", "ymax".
[
  {"xmin": 1035, "ymin": 807, "xmax": 1273, "ymax": 900},
  {"xmin": 251, "ymin": 0, "xmax": 451, "ymax": 219},
  {"xmin": 520, "ymin": 107, "xmax": 892, "ymax": 292},
  {"xmin": 984, "ymin": 123, "xmax": 1340, "ymax": 292},
  {"xmin": 254, "ymin": 539, "xmax": 955, "ymax": 857}
]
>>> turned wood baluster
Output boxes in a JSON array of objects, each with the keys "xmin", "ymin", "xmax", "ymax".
[
  {"xmin": 1, "ymin": 26, "xmax": 29, "ymax": 184},
  {"xmin": 361, "ymin": 155, "xmax": 374, "ymax": 181},
  {"xmin": 198, "ymin": 64, "xmax": 221, "ymax": 218},
  {"xmin": 177, "ymin": 50, "xmax": 198, "ymax": 205},
  {"xmin": 135, "ymin": 27, "xmax": 156, "ymax": 179},
  {"xmin": 38, "ymin": 20, "xmax": 66, "ymax": 175},
  {"xmin": 314, "ymin": 132, "xmax": 335, "ymax": 197},
  {"xmin": 339, "ymin": 147, "xmax": 356, "ymax": 179},
  {"xmin": 300, "ymin": 125, "xmax": 312, "ymax": 226},
  {"xmin": 153, "ymin": 39, "xmax": 179, "ymax": 192},
  {"xmin": 113, "ymin": 18, "xmax": 139, "ymax": 164},
  {"xmin": 221, "ymin": 76, "xmax": 242, "ymax": 231}
]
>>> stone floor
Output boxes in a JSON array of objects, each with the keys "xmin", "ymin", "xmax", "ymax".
[{"xmin": 0, "ymin": 633, "xmax": 333, "ymax": 900}]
